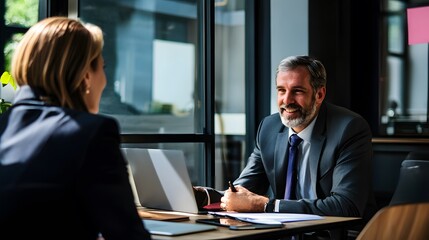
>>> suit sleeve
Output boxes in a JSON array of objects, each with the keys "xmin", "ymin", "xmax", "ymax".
[
  {"xmin": 194, "ymin": 117, "xmax": 271, "ymax": 206},
  {"xmin": 76, "ymin": 118, "xmax": 151, "ymax": 240},
  {"xmin": 234, "ymin": 118, "xmax": 271, "ymax": 195}
]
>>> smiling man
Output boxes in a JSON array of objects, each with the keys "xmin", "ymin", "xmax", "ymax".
[{"xmin": 219, "ymin": 56, "xmax": 377, "ymax": 228}]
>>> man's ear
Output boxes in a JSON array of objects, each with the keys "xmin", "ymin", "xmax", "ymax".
[{"xmin": 316, "ymin": 87, "xmax": 326, "ymax": 104}]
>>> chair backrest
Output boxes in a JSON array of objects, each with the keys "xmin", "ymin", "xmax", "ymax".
[
  {"xmin": 405, "ymin": 150, "xmax": 429, "ymax": 161},
  {"xmin": 389, "ymin": 159, "xmax": 429, "ymax": 206},
  {"xmin": 356, "ymin": 202, "xmax": 429, "ymax": 240}
]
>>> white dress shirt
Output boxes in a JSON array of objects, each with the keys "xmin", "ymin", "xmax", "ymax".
[{"xmin": 274, "ymin": 115, "xmax": 318, "ymax": 212}]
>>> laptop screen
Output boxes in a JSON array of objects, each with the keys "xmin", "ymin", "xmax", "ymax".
[{"xmin": 122, "ymin": 148, "xmax": 200, "ymax": 214}]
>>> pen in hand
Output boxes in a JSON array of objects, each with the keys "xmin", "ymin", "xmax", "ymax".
[{"xmin": 228, "ymin": 181, "xmax": 237, "ymax": 192}]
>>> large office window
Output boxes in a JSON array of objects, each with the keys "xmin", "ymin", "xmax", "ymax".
[
  {"xmin": 1, "ymin": 0, "xmax": 250, "ymax": 189},
  {"xmin": 79, "ymin": 0, "xmax": 210, "ymax": 186},
  {"xmin": 78, "ymin": 0, "xmax": 248, "ymax": 188},
  {"xmin": 379, "ymin": 0, "xmax": 429, "ymax": 136}
]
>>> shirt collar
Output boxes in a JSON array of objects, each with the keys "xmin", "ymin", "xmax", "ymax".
[{"xmin": 289, "ymin": 115, "xmax": 318, "ymax": 143}]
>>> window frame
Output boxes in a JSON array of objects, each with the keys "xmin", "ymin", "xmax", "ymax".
[
  {"xmin": 75, "ymin": 0, "xmax": 217, "ymax": 187},
  {"xmin": 0, "ymin": 0, "xmax": 271, "ymax": 188}
]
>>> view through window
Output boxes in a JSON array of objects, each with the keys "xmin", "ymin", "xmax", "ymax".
[{"xmin": 380, "ymin": 0, "xmax": 429, "ymax": 136}]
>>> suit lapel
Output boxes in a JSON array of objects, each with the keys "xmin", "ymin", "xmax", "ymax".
[
  {"xmin": 309, "ymin": 102, "xmax": 327, "ymax": 197},
  {"xmin": 274, "ymin": 129, "xmax": 289, "ymax": 198},
  {"xmin": 309, "ymin": 135, "xmax": 325, "ymax": 197}
]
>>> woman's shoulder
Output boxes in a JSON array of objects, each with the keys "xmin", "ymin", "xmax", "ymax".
[
  {"xmin": 55, "ymin": 110, "xmax": 121, "ymax": 145},
  {"xmin": 66, "ymin": 110, "xmax": 119, "ymax": 130}
]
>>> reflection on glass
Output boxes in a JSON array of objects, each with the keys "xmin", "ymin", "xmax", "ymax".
[
  {"xmin": 5, "ymin": 0, "xmax": 38, "ymax": 27},
  {"xmin": 386, "ymin": 0, "xmax": 404, "ymax": 12},
  {"xmin": 219, "ymin": 218, "xmax": 251, "ymax": 226},
  {"xmin": 387, "ymin": 16, "xmax": 403, "ymax": 54},
  {"xmin": 4, "ymin": 34, "xmax": 24, "ymax": 72},
  {"xmin": 214, "ymin": 0, "xmax": 246, "ymax": 189},
  {"xmin": 79, "ymin": 0, "xmax": 200, "ymax": 134}
]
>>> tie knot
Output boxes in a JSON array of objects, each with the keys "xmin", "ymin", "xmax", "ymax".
[{"xmin": 289, "ymin": 134, "xmax": 303, "ymax": 147}]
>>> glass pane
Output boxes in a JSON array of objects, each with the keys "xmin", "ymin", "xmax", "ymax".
[
  {"xmin": 5, "ymin": 0, "xmax": 39, "ymax": 27},
  {"xmin": 380, "ymin": 56, "xmax": 403, "ymax": 135},
  {"xmin": 214, "ymin": 0, "xmax": 246, "ymax": 190},
  {"xmin": 387, "ymin": 15, "xmax": 404, "ymax": 54},
  {"xmin": 408, "ymin": 44, "xmax": 428, "ymax": 123},
  {"xmin": 120, "ymin": 143, "xmax": 205, "ymax": 185},
  {"xmin": 1, "ymin": 34, "xmax": 23, "ymax": 103},
  {"xmin": 79, "ymin": 0, "xmax": 202, "ymax": 134},
  {"xmin": 386, "ymin": 0, "xmax": 404, "ymax": 12},
  {"xmin": 4, "ymin": 34, "xmax": 24, "ymax": 72}
]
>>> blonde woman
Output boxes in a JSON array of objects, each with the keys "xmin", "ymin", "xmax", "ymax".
[{"xmin": 0, "ymin": 17, "xmax": 150, "ymax": 239}]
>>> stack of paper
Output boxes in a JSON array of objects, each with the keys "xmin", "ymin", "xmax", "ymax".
[{"xmin": 209, "ymin": 212, "xmax": 323, "ymax": 225}]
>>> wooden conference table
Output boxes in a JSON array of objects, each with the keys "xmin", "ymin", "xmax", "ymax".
[{"xmin": 140, "ymin": 209, "xmax": 362, "ymax": 240}]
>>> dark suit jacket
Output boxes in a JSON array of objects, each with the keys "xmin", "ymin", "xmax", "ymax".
[
  {"xmin": 0, "ymin": 86, "xmax": 151, "ymax": 240},
  {"xmin": 234, "ymin": 102, "xmax": 377, "ymax": 220}
]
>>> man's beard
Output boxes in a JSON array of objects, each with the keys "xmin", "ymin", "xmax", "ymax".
[{"xmin": 280, "ymin": 98, "xmax": 317, "ymax": 129}]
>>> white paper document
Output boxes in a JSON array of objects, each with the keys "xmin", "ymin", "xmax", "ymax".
[{"xmin": 209, "ymin": 212, "xmax": 323, "ymax": 225}]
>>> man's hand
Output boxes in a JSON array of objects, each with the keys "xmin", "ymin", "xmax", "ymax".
[{"xmin": 220, "ymin": 185, "xmax": 269, "ymax": 212}]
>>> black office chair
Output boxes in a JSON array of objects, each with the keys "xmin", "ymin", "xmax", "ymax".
[
  {"xmin": 389, "ymin": 159, "xmax": 429, "ymax": 206},
  {"xmin": 404, "ymin": 150, "xmax": 429, "ymax": 161}
]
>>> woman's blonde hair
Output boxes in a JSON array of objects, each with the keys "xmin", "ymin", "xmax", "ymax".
[{"xmin": 11, "ymin": 16, "xmax": 104, "ymax": 111}]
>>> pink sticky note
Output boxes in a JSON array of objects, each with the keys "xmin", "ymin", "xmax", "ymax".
[{"xmin": 407, "ymin": 6, "xmax": 429, "ymax": 45}]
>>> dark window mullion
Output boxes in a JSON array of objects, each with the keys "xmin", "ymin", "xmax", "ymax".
[{"xmin": 201, "ymin": 0, "xmax": 215, "ymax": 187}]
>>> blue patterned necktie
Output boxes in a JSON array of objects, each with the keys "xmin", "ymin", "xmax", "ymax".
[{"xmin": 284, "ymin": 134, "xmax": 303, "ymax": 200}]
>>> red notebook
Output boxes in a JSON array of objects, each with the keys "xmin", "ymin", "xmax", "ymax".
[{"xmin": 203, "ymin": 202, "xmax": 222, "ymax": 211}]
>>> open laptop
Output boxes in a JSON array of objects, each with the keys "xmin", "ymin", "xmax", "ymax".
[{"xmin": 122, "ymin": 148, "xmax": 205, "ymax": 214}]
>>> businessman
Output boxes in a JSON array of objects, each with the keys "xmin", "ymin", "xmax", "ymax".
[{"xmin": 196, "ymin": 56, "xmax": 376, "ymax": 227}]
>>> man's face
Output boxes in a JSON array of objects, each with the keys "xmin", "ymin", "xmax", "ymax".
[{"xmin": 276, "ymin": 66, "xmax": 325, "ymax": 133}]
